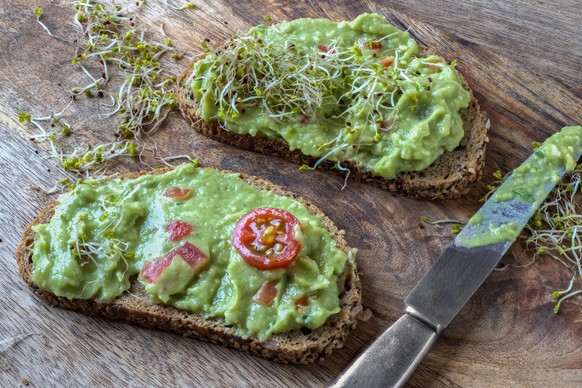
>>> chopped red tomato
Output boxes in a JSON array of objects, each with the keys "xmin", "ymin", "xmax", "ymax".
[
  {"xmin": 167, "ymin": 220, "xmax": 193, "ymax": 241},
  {"xmin": 164, "ymin": 186, "xmax": 193, "ymax": 200},
  {"xmin": 141, "ymin": 241, "xmax": 208, "ymax": 283},
  {"xmin": 255, "ymin": 281, "xmax": 278, "ymax": 306},
  {"xmin": 362, "ymin": 40, "xmax": 382, "ymax": 50},
  {"xmin": 317, "ymin": 45, "xmax": 336, "ymax": 55},
  {"xmin": 232, "ymin": 207, "xmax": 301, "ymax": 270},
  {"xmin": 294, "ymin": 295, "xmax": 309, "ymax": 308},
  {"xmin": 380, "ymin": 56, "xmax": 394, "ymax": 67}
]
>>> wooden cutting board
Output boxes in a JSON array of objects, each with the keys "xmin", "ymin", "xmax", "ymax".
[{"xmin": 1, "ymin": 1, "xmax": 581, "ymax": 386}]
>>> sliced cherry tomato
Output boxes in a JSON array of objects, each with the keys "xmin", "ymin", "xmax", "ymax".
[
  {"xmin": 141, "ymin": 241, "xmax": 208, "ymax": 283},
  {"xmin": 255, "ymin": 281, "xmax": 278, "ymax": 306},
  {"xmin": 379, "ymin": 56, "xmax": 394, "ymax": 67},
  {"xmin": 232, "ymin": 207, "xmax": 301, "ymax": 270},
  {"xmin": 164, "ymin": 186, "xmax": 193, "ymax": 200},
  {"xmin": 167, "ymin": 220, "xmax": 193, "ymax": 241}
]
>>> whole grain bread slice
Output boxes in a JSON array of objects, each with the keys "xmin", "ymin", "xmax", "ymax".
[
  {"xmin": 176, "ymin": 48, "xmax": 489, "ymax": 200},
  {"xmin": 16, "ymin": 167, "xmax": 362, "ymax": 364}
]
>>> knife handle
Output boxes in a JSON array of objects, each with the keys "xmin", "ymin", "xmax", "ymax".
[{"xmin": 331, "ymin": 314, "xmax": 437, "ymax": 388}]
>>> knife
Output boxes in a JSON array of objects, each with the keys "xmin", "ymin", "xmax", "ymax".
[{"xmin": 332, "ymin": 126, "xmax": 582, "ymax": 388}]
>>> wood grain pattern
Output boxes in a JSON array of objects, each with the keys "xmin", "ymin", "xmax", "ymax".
[{"xmin": 1, "ymin": 0, "xmax": 581, "ymax": 387}]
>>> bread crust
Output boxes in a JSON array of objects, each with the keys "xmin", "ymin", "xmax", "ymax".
[
  {"xmin": 16, "ymin": 167, "xmax": 362, "ymax": 364},
  {"xmin": 176, "ymin": 45, "xmax": 489, "ymax": 200}
]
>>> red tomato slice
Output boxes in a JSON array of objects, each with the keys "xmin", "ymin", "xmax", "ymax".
[
  {"xmin": 232, "ymin": 207, "xmax": 301, "ymax": 270},
  {"xmin": 167, "ymin": 220, "xmax": 193, "ymax": 241},
  {"xmin": 141, "ymin": 241, "xmax": 208, "ymax": 283},
  {"xmin": 164, "ymin": 186, "xmax": 193, "ymax": 200}
]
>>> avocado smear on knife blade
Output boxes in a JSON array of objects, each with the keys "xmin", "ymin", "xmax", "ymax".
[{"xmin": 457, "ymin": 126, "xmax": 582, "ymax": 248}]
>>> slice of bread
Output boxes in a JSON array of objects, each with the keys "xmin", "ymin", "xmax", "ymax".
[
  {"xmin": 16, "ymin": 167, "xmax": 362, "ymax": 364},
  {"xmin": 176, "ymin": 45, "xmax": 489, "ymax": 200}
]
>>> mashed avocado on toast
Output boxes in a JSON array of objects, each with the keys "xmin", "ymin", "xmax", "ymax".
[
  {"xmin": 187, "ymin": 13, "xmax": 472, "ymax": 179},
  {"xmin": 30, "ymin": 163, "xmax": 353, "ymax": 341}
]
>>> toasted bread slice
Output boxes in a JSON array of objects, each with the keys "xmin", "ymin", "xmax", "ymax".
[
  {"xmin": 16, "ymin": 167, "xmax": 362, "ymax": 364},
  {"xmin": 176, "ymin": 43, "xmax": 489, "ymax": 200}
]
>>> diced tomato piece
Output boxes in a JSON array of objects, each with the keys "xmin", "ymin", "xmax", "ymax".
[
  {"xmin": 177, "ymin": 241, "xmax": 208, "ymax": 268},
  {"xmin": 317, "ymin": 45, "xmax": 336, "ymax": 55},
  {"xmin": 141, "ymin": 254, "xmax": 173, "ymax": 284},
  {"xmin": 141, "ymin": 241, "xmax": 208, "ymax": 283},
  {"xmin": 167, "ymin": 220, "xmax": 193, "ymax": 241},
  {"xmin": 255, "ymin": 281, "xmax": 278, "ymax": 306},
  {"xmin": 164, "ymin": 187, "xmax": 193, "ymax": 200},
  {"xmin": 369, "ymin": 41, "xmax": 381, "ymax": 50},
  {"xmin": 380, "ymin": 56, "xmax": 394, "ymax": 67},
  {"xmin": 294, "ymin": 295, "xmax": 309, "ymax": 308},
  {"xmin": 361, "ymin": 40, "xmax": 381, "ymax": 50}
]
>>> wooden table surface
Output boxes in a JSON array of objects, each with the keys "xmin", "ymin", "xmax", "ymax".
[{"xmin": 1, "ymin": 1, "xmax": 581, "ymax": 387}]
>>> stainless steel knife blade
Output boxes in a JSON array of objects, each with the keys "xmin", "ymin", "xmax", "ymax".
[{"xmin": 332, "ymin": 126, "xmax": 582, "ymax": 388}]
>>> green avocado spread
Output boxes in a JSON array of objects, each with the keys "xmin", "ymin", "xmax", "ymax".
[
  {"xmin": 457, "ymin": 126, "xmax": 582, "ymax": 248},
  {"xmin": 31, "ymin": 163, "xmax": 352, "ymax": 341},
  {"xmin": 188, "ymin": 13, "xmax": 471, "ymax": 179}
]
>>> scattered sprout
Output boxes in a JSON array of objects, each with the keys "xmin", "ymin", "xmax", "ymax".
[
  {"xmin": 33, "ymin": 7, "xmax": 55, "ymax": 37},
  {"xmin": 165, "ymin": 0, "xmax": 197, "ymax": 10},
  {"xmin": 336, "ymin": 161, "xmax": 351, "ymax": 190},
  {"xmin": 0, "ymin": 333, "xmax": 48, "ymax": 354},
  {"xmin": 522, "ymin": 163, "xmax": 582, "ymax": 312},
  {"xmin": 21, "ymin": 1, "xmax": 183, "ymax": 176},
  {"xmin": 159, "ymin": 154, "xmax": 201, "ymax": 167},
  {"xmin": 451, "ymin": 224, "xmax": 462, "ymax": 235},
  {"xmin": 71, "ymin": 1, "xmax": 180, "ymax": 139},
  {"xmin": 33, "ymin": 5, "xmax": 73, "ymax": 42},
  {"xmin": 430, "ymin": 164, "xmax": 582, "ymax": 312},
  {"xmin": 18, "ymin": 111, "xmax": 31, "ymax": 123},
  {"xmin": 420, "ymin": 215, "xmax": 464, "ymax": 227},
  {"xmin": 60, "ymin": 141, "xmax": 141, "ymax": 174}
]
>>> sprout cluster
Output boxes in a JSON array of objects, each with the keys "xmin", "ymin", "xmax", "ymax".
[
  {"xmin": 189, "ymin": 29, "xmax": 452, "ymax": 178},
  {"xmin": 21, "ymin": 0, "xmax": 188, "ymax": 176},
  {"xmin": 72, "ymin": 0, "xmax": 179, "ymax": 138},
  {"xmin": 192, "ymin": 34, "xmax": 411, "ymax": 126},
  {"xmin": 523, "ymin": 163, "xmax": 582, "ymax": 312}
]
